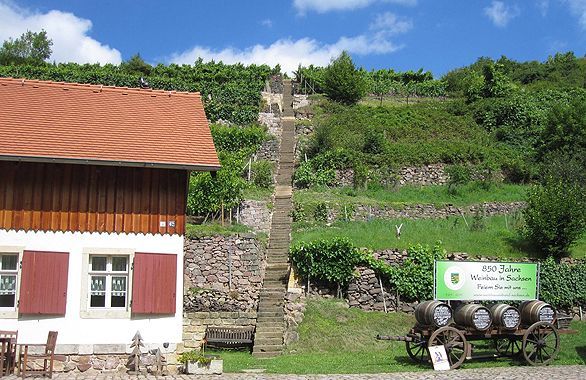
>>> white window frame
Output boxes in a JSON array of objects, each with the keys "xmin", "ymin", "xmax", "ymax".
[
  {"xmin": 0, "ymin": 246, "xmax": 24, "ymax": 319},
  {"xmin": 80, "ymin": 248, "xmax": 134, "ymax": 319}
]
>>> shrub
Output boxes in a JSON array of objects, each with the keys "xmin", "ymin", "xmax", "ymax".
[
  {"xmin": 251, "ymin": 160, "xmax": 273, "ymax": 188},
  {"xmin": 313, "ymin": 202, "xmax": 329, "ymax": 222},
  {"xmin": 523, "ymin": 178, "xmax": 586, "ymax": 258},
  {"xmin": 290, "ymin": 237, "xmax": 362, "ymax": 286},
  {"xmin": 323, "ymin": 51, "xmax": 367, "ymax": 105},
  {"xmin": 290, "ymin": 202, "xmax": 306, "ymax": 222},
  {"xmin": 539, "ymin": 256, "xmax": 586, "ymax": 309},
  {"xmin": 446, "ymin": 164, "xmax": 472, "ymax": 194},
  {"xmin": 388, "ymin": 244, "xmax": 445, "ymax": 301}
]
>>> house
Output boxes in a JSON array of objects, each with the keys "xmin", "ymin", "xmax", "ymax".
[{"xmin": 0, "ymin": 77, "xmax": 219, "ymax": 355}]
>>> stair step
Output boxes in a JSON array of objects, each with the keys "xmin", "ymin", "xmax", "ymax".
[
  {"xmin": 252, "ymin": 344, "xmax": 283, "ymax": 353},
  {"xmin": 254, "ymin": 338, "xmax": 283, "ymax": 346},
  {"xmin": 252, "ymin": 351, "xmax": 281, "ymax": 358},
  {"xmin": 255, "ymin": 331, "xmax": 283, "ymax": 340}
]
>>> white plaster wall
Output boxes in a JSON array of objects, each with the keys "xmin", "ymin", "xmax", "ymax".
[{"xmin": 0, "ymin": 230, "xmax": 184, "ymax": 350}]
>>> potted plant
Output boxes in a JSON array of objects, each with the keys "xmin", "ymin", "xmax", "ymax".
[{"xmin": 178, "ymin": 346, "xmax": 222, "ymax": 375}]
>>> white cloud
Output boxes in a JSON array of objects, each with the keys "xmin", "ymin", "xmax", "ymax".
[
  {"xmin": 293, "ymin": 0, "xmax": 416, "ymax": 14},
  {"xmin": 484, "ymin": 1, "xmax": 520, "ymax": 28},
  {"xmin": 538, "ymin": 0, "xmax": 550, "ymax": 16},
  {"xmin": 370, "ymin": 12, "xmax": 413, "ymax": 34},
  {"xmin": 564, "ymin": 0, "xmax": 586, "ymax": 29},
  {"xmin": 0, "ymin": 1, "xmax": 121, "ymax": 64},
  {"xmin": 168, "ymin": 35, "xmax": 402, "ymax": 74},
  {"xmin": 261, "ymin": 19, "xmax": 273, "ymax": 28}
]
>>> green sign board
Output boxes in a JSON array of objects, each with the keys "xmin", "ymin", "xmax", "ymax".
[{"xmin": 434, "ymin": 260, "xmax": 539, "ymax": 301}]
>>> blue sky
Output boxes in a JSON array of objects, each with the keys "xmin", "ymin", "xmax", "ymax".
[{"xmin": 0, "ymin": 0, "xmax": 585, "ymax": 76}]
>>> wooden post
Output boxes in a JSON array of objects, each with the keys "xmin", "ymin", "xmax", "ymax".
[
  {"xmin": 221, "ymin": 202, "xmax": 225, "ymax": 227},
  {"xmin": 504, "ymin": 213, "xmax": 508, "ymax": 230},
  {"xmin": 247, "ymin": 158, "xmax": 252, "ymax": 181},
  {"xmin": 379, "ymin": 276, "xmax": 387, "ymax": 313}
]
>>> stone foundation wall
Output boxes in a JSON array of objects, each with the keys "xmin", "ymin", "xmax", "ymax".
[
  {"xmin": 238, "ymin": 200, "xmax": 272, "ymax": 233},
  {"xmin": 184, "ymin": 235, "xmax": 265, "ymax": 312},
  {"xmin": 28, "ymin": 350, "xmax": 178, "ymax": 375},
  {"xmin": 182, "ymin": 311, "xmax": 257, "ymax": 351}
]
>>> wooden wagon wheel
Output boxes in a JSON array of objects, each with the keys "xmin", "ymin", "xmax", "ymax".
[
  {"xmin": 428, "ymin": 326, "xmax": 467, "ymax": 369},
  {"xmin": 494, "ymin": 337, "xmax": 522, "ymax": 357},
  {"xmin": 521, "ymin": 322, "xmax": 560, "ymax": 366},
  {"xmin": 406, "ymin": 333, "xmax": 429, "ymax": 363}
]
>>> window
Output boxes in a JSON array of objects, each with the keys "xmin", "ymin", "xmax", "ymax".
[
  {"xmin": 0, "ymin": 254, "xmax": 18, "ymax": 309},
  {"xmin": 88, "ymin": 255, "xmax": 128, "ymax": 309}
]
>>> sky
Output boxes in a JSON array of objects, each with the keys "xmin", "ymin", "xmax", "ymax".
[{"xmin": 0, "ymin": 0, "xmax": 585, "ymax": 77}]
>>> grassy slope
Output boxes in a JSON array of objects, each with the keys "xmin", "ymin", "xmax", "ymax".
[
  {"xmin": 292, "ymin": 216, "xmax": 586, "ymax": 258},
  {"xmin": 312, "ymin": 100, "xmax": 512, "ymax": 167},
  {"xmin": 210, "ymin": 298, "xmax": 586, "ymax": 374},
  {"xmin": 294, "ymin": 183, "xmax": 528, "ymax": 208}
]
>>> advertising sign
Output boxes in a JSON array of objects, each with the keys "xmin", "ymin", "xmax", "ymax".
[{"xmin": 435, "ymin": 260, "xmax": 538, "ymax": 301}]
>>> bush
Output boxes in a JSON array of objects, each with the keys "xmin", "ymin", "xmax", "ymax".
[
  {"xmin": 523, "ymin": 178, "xmax": 586, "ymax": 258},
  {"xmin": 251, "ymin": 160, "xmax": 273, "ymax": 188},
  {"xmin": 290, "ymin": 237, "xmax": 362, "ymax": 286},
  {"xmin": 446, "ymin": 164, "xmax": 472, "ymax": 194},
  {"xmin": 387, "ymin": 244, "xmax": 445, "ymax": 301},
  {"xmin": 313, "ymin": 202, "xmax": 329, "ymax": 222},
  {"xmin": 323, "ymin": 51, "xmax": 367, "ymax": 105},
  {"xmin": 539, "ymin": 256, "xmax": 586, "ymax": 309}
]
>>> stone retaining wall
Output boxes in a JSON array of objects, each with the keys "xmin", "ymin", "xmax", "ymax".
[
  {"xmin": 326, "ymin": 202, "xmax": 525, "ymax": 222},
  {"xmin": 183, "ymin": 235, "xmax": 265, "ymax": 312},
  {"xmin": 284, "ymin": 292, "xmax": 305, "ymax": 346},
  {"xmin": 238, "ymin": 200, "xmax": 272, "ymax": 233},
  {"xmin": 334, "ymin": 164, "xmax": 449, "ymax": 188},
  {"xmin": 258, "ymin": 112, "xmax": 281, "ymax": 139},
  {"xmin": 182, "ymin": 311, "xmax": 257, "ymax": 351}
]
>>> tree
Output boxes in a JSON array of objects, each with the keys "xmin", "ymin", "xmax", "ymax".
[
  {"xmin": 120, "ymin": 54, "xmax": 152, "ymax": 76},
  {"xmin": 538, "ymin": 98, "xmax": 586, "ymax": 159},
  {"xmin": 0, "ymin": 30, "xmax": 52, "ymax": 65},
  {"xmin": 323, "ymin": 51, "xmax": 367, "ymax": 105},
  {"xmin": 523, "ymin": 177, "xmax": 586, "ymax": 259}
]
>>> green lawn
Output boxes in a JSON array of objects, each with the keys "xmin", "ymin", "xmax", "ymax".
[
  {"xmin": 186, "ymin": 222, "xmax": 251, "ymax": 238},
  {"xmin": 208, "ymin": 298, "xmax": 586, "ymax": 374},
  {"xmin": 292, "ymin": 216, "xmax": 586, "ymax": 259},
  {"xmin": 294, "ymin": 183, "xmax": 528, "ymax": 208}
]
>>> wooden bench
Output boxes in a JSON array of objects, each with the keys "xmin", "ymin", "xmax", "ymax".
[{"xmin": 204, "ymin": 326, "xmax": 255, "ymax": 349}]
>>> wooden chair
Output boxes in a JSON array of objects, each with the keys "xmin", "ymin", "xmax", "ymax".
[
  {"xmin": 0, "ymin": 330, "xmax": 17, "ymax": 375},
  {"xmin": 18, "ymin": 331, "xmax": 58, "ymax": 378}
]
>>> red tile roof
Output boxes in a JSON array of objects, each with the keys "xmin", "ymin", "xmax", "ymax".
[{"xmin": 0, "ymin": 77, "xmax": 220, "ymax": 171}]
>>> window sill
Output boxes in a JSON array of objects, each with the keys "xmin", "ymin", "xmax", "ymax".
[
  {"xmin": 0, "ymin": 310, "xmax": 18, "ymax": 319},
  {"xmin": 80, "ymin": 309, "xmax": 131, "ymax": 319}
]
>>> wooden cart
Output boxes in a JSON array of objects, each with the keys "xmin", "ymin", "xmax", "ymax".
[{"xmin": 377, "ymin": 315, "xmax": 575, "ymax": 369}]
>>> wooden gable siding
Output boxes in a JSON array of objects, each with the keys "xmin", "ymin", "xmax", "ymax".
[{"xmin": 0, "ymin": 161, "xmax": 187, "ymax": 235}]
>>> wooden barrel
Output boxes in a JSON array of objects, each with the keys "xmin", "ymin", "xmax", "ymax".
[
  {"xmin": 520, "ymin": 300, "xmax": 555, "ymax": 324},
  {"xmin": 454, "ymin": 304, "xmax": 492, "ymax": 331},
  {"xmin": 415, "ymin": 301, "xmax": 452, "ymax": 327},
  {"xmin": 489, "ymin": 303, "xmax": 520, "ymax": 330}
]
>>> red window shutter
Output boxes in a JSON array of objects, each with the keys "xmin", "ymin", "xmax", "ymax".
[
  {"xmin": 132, "ymin": 253, "xmax": 177, "ymax": 314},
  {"xmin": 19, "ymin": 250, "xmax": 69, "ymax": 315}
]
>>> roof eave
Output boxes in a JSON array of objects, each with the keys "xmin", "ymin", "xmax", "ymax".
[{"xmin": 0, "ymin": 155, "xmax": 221, "ymax": 172}]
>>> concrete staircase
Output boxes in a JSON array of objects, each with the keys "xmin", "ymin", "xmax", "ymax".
[{"xmin": 252, "ymin": 79, "xmax": 295, "ymax": 358}]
